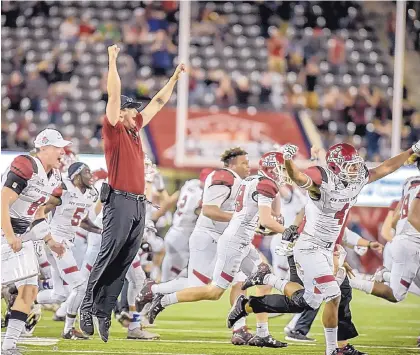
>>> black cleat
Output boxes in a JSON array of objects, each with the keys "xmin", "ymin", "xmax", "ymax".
[
  {"xmin": 339, "ymin": 344, "xmax": 368, "ymax": 355},
  {"xmin": 285, "ymin": 330, "xmax": 316, "ymax": 343},
  {"xmin": 62, "ymin": 328, "xmax": 89, "ymax": 340},
  {"xmin": 241, "ymin": 263, "xmax": 271, "ymax": 291},
  {"xmin": 136, "ymin": 279, "xmax": 155, "ymax": 312},
  {"xmin": 231, "ymin": 326, "xmax": 253, "ymax": 345},
  {"xmin": 147, "ymin": 294, "xmax": 165, "ymax": 325},
  {"xmin": 227, "ymin": 295, "xmax": 249, "ymax": 329},
  {"xmin": 248, "ymin": 334, "xmax": 288, "ymax": 348},
  {"xmin": 96, "ymin": 317, "xmax": 111, "ymax": 343},
  {"xmin": 80, "ymin": 311, "xmax": 94, "ymax": 336}
]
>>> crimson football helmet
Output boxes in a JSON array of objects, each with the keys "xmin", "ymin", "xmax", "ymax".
[
  {"xmin": 259, "ymin": 151, "xmax": 292, "ymax": 185},
  {"xmin": 325, "ymin": 143, "xmax": 365, "ymax": 183},
  {"xmin": 60, "ymin": 147, "xmax": 77, "ymax": 173}
]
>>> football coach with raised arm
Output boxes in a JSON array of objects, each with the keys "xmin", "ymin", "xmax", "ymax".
[{"xmin": 80, "ymin": 44, "xmax": 185, "ymax": 342}]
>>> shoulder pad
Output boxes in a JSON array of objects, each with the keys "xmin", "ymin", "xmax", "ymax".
[
  {"xmin": 256, "ymin": 178, "xmax": 278, "ymax": 198},
  {"xmin": 305, "ymin": 166, "xmax": 327, "ymax": 186},
  {"xmin": 10, "ymin": 155, "xmax": 36, "ymax": 180},
  {"xmin": 211, "ymin": 169, "xmax": 235, "ymax": 187}
]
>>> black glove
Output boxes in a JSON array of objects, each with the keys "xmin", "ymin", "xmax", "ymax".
[{"xmin": 282, "ymin": 225, "xmax": 299, "ymax": 242}]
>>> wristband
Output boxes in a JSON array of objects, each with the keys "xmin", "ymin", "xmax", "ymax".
[{"xmin": 368, "ymin": 241, "xmax": 372, "ymax": 249}]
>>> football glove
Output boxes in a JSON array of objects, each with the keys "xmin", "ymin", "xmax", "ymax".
[{"xmin": 282, "ymin": 225, "xmax": 299, "ymax": 242}]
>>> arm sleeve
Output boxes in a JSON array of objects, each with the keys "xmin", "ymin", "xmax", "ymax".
[
  {"xmin": 342, "ymin": 228, "xmax": 362, "ymax": 247},
  {"xmin": 135, "ymin": 113, "xmax": 144, "ymax": 129},
  {"xmin": 202, "ymin": 184, "xmax": 230, "ymax": 207},
  {"xmin": 258, "ymin": 194, "xmax": 274, "ymax": 207},
  {"xmin": 102, "ymin": 115, "xmax": 122, "ymax": 137},
  {"xmin": 3, "ymin": 171, "xmax": 28, "ymax": 195}
]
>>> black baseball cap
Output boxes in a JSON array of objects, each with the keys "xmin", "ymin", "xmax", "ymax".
[{"xmin": 120, "ymin": 95, "xmax": 143, "ymax": 112}]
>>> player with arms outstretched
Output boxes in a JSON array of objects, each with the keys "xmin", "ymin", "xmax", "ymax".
[{"xmin": 228, "ymin": 140, "xmax": 420, "ymax": 355}]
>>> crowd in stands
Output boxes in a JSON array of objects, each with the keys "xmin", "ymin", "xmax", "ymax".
[{"xmin": 1, "ymin": 1, "xmax": 419, "ymax": 161}]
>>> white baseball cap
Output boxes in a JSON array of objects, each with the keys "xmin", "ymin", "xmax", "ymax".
[{"xmin": 34, "ymin": 129, "xmax": 72, "ymax": 148}]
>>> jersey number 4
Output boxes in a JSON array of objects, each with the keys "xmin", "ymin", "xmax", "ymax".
[
  {"xmin": 235, "ymin": 185, "xmax": 246, "ymax": 212},
  {"xmin": 400, "ymin": 195, "xmax": 410, "ymax": 219},
  {"xmin": 334, "ymin": 203, "xmax": 349, "ymax": 225},
  {"xmin": 71, "ymin": 207, "xmax": 86, "ymax": 226}
]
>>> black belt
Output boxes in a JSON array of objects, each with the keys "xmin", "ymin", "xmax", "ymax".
[{"xmin": 112, "ymin": 188, "xmax": 146, "ymax": 201}]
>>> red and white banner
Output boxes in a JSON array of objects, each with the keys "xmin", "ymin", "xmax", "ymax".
[{"xmin": 147, "ymin": 108, "xmax": 309, "ymax": 168}]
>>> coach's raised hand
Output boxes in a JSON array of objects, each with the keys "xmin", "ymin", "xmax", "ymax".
[
  {"xmin": 171, "ymin": 63, "xmax": 186, "ymax": 81},
  {"xmin": 108, "ymin": 44, "xmax": 120, "ymax": 62}
]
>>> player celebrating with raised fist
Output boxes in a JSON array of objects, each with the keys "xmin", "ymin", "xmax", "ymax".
[{"xmin": 229, "ymin": 139, "xmax": 420, "ymax": 355}]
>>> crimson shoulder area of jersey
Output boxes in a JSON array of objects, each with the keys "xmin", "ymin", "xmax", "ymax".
[
  {"xmin": 3, "ymin": 155, "xmax": 36, "ymax": 195},
  {"xmin": 52, "ymin": 182, "xmax": 67, "ymax": 198},
  {"xmin": 210, "ymin": 169, "xmax": 235, "ymax": 187},
  {"xmin": 304, "ymin": 166, "xmax": 327, "ymax": 186},
  {"xmin": 10, "ymin": 155, "xmax": 36, "ymax": 180},
  {"xmin": 256, "ymin": 178, "xmax": 278, "ymax": 198}
]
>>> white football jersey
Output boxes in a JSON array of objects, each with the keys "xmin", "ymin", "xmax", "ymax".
[
  {"xmin": 171, "ymin": 179, "xmax": 203, "ymax": 235},
  {"xmin": 396, "ymin": 176, "xmax": 420, "ymax": 240},
  {"xmin": 49, "ymin": 178, "xmax": 99, "ymax": 241},
  {"xmin": 1, "ymin": 155, "xmax": 62, "ymax": 234},
  {"xmin": 302, "ymin": 166, "xmax": 369, "ymax": 244},
  {"xmin": 195, "ymin": 168, "xmax": 242, "ymax": 239},
  {"xmin": 280, "ymin": 187, "xmax": 307, "ymax": 227},
  {"xmin": 223, "ymin": 175, "xmax": 278, "ymax": 243}
]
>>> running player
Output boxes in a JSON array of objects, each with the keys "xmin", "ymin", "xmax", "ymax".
[
  {"xmin": 147, "ymin": 151, "xmax": 290, "ymax": 348},
  {"xmin": 138, "ymin": 147, "xmax": 252, "ymax": 345},
  {"xmin": 160, "ymin": 168, "xmax": 212, "ymax": 282},
  {"xmin": 350, "ymin": 155, "xmax": 420, "ymax": 303},
  {"xmin": 36, "ymin": 162, "xmax": 100, "ymax": 340},
  {"xmin": 229, "ymin": 140, "xmax": 420, "ymax": 355}
]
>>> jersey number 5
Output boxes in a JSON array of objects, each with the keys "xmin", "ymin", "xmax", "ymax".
[
  {"xmin": 71, "ymin": 207, "xmax": 86, "ymax": 226},
  {"xmin": 235, "ymin": 185, "xmax": 246, "ymax": 212},
  {"xmin": 334, "ymin": 203, "xmax": 349, "ymax": 225}
]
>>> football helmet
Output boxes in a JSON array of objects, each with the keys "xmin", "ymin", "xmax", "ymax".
[
  {"xmin": 259, "ymin": 151, "xmax": 292, "ymax": 185},
  {"xmin": 326, "ymin": 143, "xmax": 365, "ymax": 183},
  {"xmin": 60, "ymin": 146, "xmax": 77, "ymax": 173}
]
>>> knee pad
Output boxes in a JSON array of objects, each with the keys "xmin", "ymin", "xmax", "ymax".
[{"xmin": 291, "ymin": 289, "xmax": 318, "ymax": 310}]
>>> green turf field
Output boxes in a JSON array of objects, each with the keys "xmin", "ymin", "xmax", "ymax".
[{"xmin": 7, "ymin": 290, "xmax": 420, "ymax": 355}]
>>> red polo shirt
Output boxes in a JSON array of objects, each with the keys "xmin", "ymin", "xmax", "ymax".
[{"xmin": 102, "ymin": 114, "xmax": 145, "ymax": 195}]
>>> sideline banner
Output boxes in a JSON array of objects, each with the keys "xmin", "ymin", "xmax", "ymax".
[{"xmin": 147, "ymin": 108, "xmax": 310, "ymax": 168}]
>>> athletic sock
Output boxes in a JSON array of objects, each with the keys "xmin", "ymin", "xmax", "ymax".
[
  {"xmin": 63, "ymin": 314, "xmax": 77, "ymax": 333},
  {"xmin": 2, "ymin": 311, "xmax": 27, "ymax": 350},
  {"xmin": 256, "ymin": 322, "xmax": 269, "ymax": 337},
  {"xmin": 263, "ymin": 274, "xmax": 288, "ymax": 293},
  {"xmin": 152, "ymin": 277, "xmax": 188, "ymax": 295},
  {"xmin": 349, "ymin": 278, "xmax": 374, "ymax": 294},
  {"xmin": 161, "ymin": 293, "xmax": 178, "ymax": 307},
  {"xmin": 128, "ymin": 311, "xmax": 141, "ymax": 331},
  {"xmin": 324, "ymin": 327, "xmax": 338, "ymax": 355},
  {"xmin": 232, "ymin": 317, "xmax": 246, "ymax": 332}
]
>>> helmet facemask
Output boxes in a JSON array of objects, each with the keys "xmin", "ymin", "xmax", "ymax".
[{"xmin": 337, "ymin": 156, "xmax": 365, "ymax": 183}]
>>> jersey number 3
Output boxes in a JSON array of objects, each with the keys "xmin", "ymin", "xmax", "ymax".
[
  {"xmin": 235, "ymin": 185, "xmax": 246, "ymax": 212},
  {"xmin": 334, "ymin": 203, "xmax": 349, "ymax": 225},
  {"xmin": 71, "ymin": 207, "xmax": 86, "ymax": 226}
]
